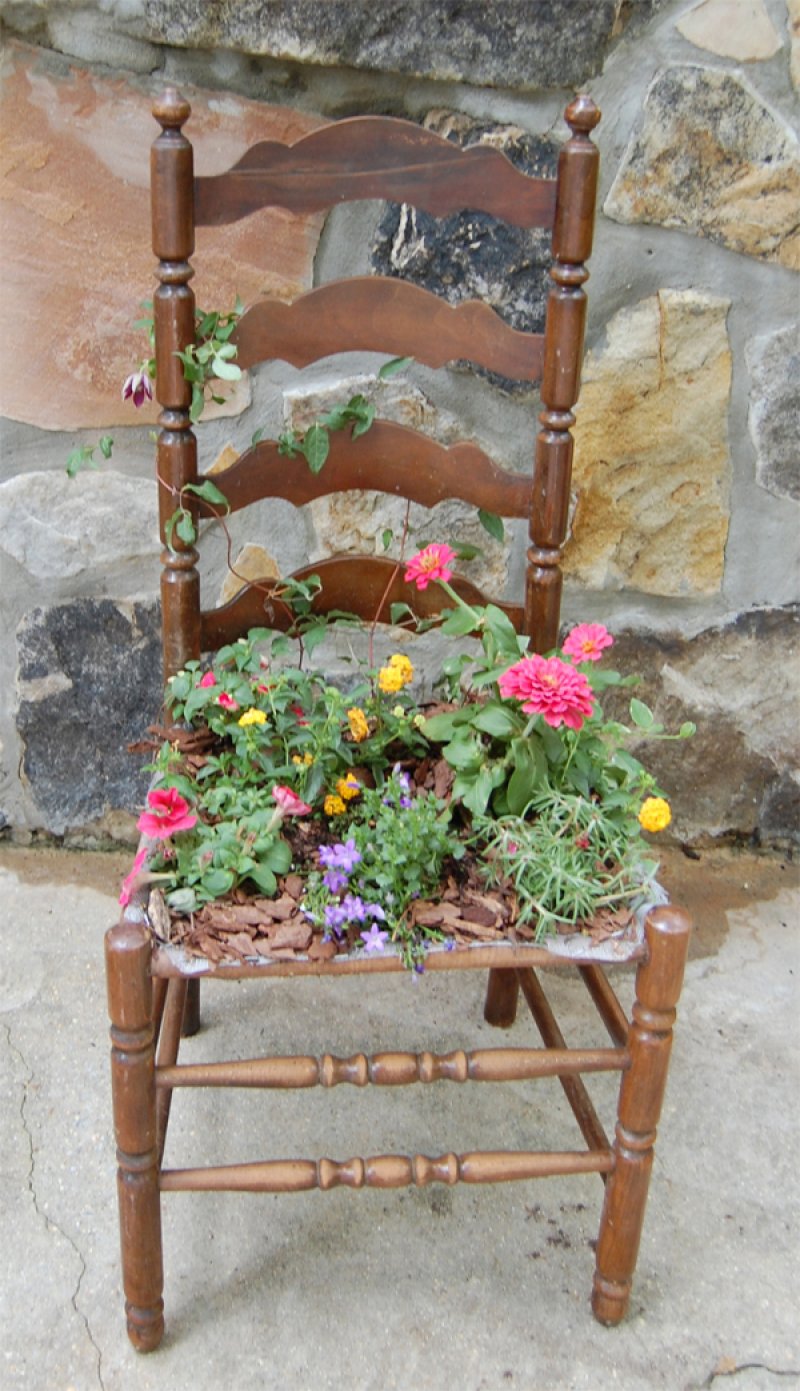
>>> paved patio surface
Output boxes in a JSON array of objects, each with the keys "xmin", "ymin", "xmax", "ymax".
[{"xmin": 1, "ymin": 840, "xmax": 798, "ymax": 1391}]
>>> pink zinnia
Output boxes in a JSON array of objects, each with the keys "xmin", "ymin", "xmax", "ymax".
[
  {"xmin": 404, "ymin": 543, "xmax": 457, "ymax": 591},
  {"xmin": 498, "ymin": 655, "xmax": 595, "ymax": 732},
  {"xmin": 137, "ymin": 787, "xmax": 197, "ymax": 839},
  {"xmin": 119, "ymin": 847, "xmax": 149, "ymax": 906},
  {"xmin": 197, "ymin": 671, "xmax": 216, "ymax": 688},
  {"xmin": 561, "ymin": 623, "xmax": 614, "ymax": 663},
  {"xmin": 272, "ymin": 785, "xmax": 312, "ymax": 817},
  {"xmin": 121, "ymin": 370, "xmax": 153, "ymax": 409},
  {"xmin": 217, "ymin": 691, "xmax": 239, "ymax": 711}
]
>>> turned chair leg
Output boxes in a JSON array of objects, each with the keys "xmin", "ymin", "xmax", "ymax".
[
  {"xmin": 181, "ymin": 978, "xmax": 201, "ymax": 1037},
  {"xmin": 592, "ymin": 906, "xmax": 692, "ymax": 1325},
  {"xmin": 105, "ymin": 922, "xmax": 165, "ymax": 1352},
  {"xmin": 483, "ymin": 968, "xmax": 519, "ymax": 1028}
]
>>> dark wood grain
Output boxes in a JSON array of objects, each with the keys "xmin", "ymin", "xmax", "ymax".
[
  {"xmin": 233, "ymin": 278, "xmax": 545, "ymax": 381},
  {"xmin": 200, "ymin": 421, "xmax": 533, "ymax": 517},
  {"xmin": 195, "ymin": 115, "xmax": 557, "ymax": 228}
]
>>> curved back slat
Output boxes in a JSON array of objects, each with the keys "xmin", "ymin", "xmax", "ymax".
[
  {"xmin": 195, "ymin": 116, "xmax": 557, "ymax": 229},
  {"xmin": 234, "ymin": 279, "xmax": 544, "ymax": 382},
  {"xmin": 200, "ymin": 556, "xmax": 524, "ymax": 652},
  {"xmin": 201, "ymin": 422, "xmax": 533, "ymax": 518}
]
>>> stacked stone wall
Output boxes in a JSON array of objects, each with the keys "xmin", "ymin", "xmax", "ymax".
[{"xmin": 0, "ymin": 0, "xmax": 797, "ymax": 844}]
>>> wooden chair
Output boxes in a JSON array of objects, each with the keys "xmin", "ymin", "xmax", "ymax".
[{"xmin": 106, "ymin": 88, "xmax": 692, "ymax": 1351}]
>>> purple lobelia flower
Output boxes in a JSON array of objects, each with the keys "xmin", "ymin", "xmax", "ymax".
[
  {"xmin": 322, "ymin": 868, "xmax": 348, "ymax": 893},
  {"xmin": 319, "ymin": 839, "xmax": 362, "ymax": 873},
  {"xmin": 341, "ymin": 893, "xmax": 368, "ymax": 922},
  {"xmin": 360, "ymin": 924, "xmax": 389, "ymax": 954}
]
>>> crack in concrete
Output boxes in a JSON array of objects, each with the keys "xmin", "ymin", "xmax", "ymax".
[
  {"xmin": 1, "ymin": 1020, "xmax": 107, "ymax": 1391},
  {"xmin": 703, "ymin": 1362, "xmax": 800, "ymax": 1388}
]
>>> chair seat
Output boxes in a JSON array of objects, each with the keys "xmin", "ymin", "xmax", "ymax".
[{"xmin": 123, "ymin": 875, "xmax": 663, "ymax": 979}]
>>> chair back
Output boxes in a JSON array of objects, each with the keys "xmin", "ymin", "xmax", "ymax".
[{"xmin": 150, "ymin": 91, "xmax": 600, "ymax": 678}]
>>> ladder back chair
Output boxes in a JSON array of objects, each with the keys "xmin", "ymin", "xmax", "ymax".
[{"xmin": 106, "ymin": 88, "xmax": 692, "ymax": 1351}]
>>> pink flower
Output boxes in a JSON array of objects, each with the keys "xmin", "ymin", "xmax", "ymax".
[
  {"xmin": 404, "ymin": 543, "xmax": 457, "ymax": 591},
  {"xmin": 197, "ymin": 671, "xmax": 216, "ymax": 688},
  {"xmin": 217, "ymin": 691, "xmax": 239, "ymax": 711},
  {"xmin": 498, "ymin": 655, "xmax": 595, "ymax": 732},
  {"xmin": 121, "ymin": 370, "xmax": 153, "ymax": 408},
  {"xmin": 271, "ymin": 785, "xmax": 312, "ymax": 817},
  {"xmin": 561, "ymin": 623, "xmax": 614, "ymax": 663},
  {"xmin": 137, "ymin": 787, "xmax": 197, "ymax": 839},
  {"xmin": 119, "ymin": 848, "xmax": 148, "ymax": 906}
]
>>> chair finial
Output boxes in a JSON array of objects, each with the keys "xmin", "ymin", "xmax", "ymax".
[
  {"xmin": 565, "ymin": 94, "xmax": 601, "ymax": 137},
  {"xmin": 153, "ymin": 88, "xmax": 191, "ymax": 131}
]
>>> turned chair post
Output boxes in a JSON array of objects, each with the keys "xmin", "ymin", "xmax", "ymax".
[
  {"xmin": 105, "ymin": 922, "xmax": 164, "ymax": 1352},
  {"xmin": 592, "ymin": 906, "xmax": 692, "ymax": 1324},
  {"xmin": 485, "ymin": 95, "xmax": 600, "ymax": 1032}
]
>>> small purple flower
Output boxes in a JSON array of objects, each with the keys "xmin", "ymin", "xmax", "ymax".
[
  {"xmin": 322, "ymin": 868, "xmax": 348, "ymax": 893},
  {"xmin": 122, "ymin": 370, "xmax": 153, "ymax": 409},
  {"xmin": 392, "ymin": 764, "xmax": 411, "ymax": 793},
  {"xmin": 324, "ymin": 902, "xmax": 349, "ymax": 933},
  {"xmin": 365, "ymin": 903, "xmax": 386, "ymax": 921},
  {"xmin": 444, "ymin": 938, "xmax": 456, "ymax": 952},
  {"xmin": 360, "ymin": 924, "xmax": 389, "ymax": 954},
  {"xmin": 400, "ymin": 796, "xmax": 413, "ymax": 809},
  {"xmin": 319, "ymin": 839, "xmax": 362, "ymax": 873},
  {"xmin": 341, "ymin": 893, "xmax": 368, "ymax": 922}
]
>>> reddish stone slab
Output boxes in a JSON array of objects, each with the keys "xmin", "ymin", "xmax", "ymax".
[{"xmin": 0, "ymin": 43, "xmax": 326, "ymax": 429}]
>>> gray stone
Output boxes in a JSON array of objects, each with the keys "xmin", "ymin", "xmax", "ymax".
[
  {"xmin": 0, "ymin": 471, "xmax": 159, "ymax": 580},
  {"xmin": 371, "ymin": 112, "xmax": 559, "ymax": 395},
  {"xmin": 747, "ymin": 323, "xmax": 800, "ymax": 503},
  {"xmin": 597, "ymin": 607, "xmax": 800, "ymax": 844},
  {"xmin": 605, "ymin": 65, "xmax": 800, "ymax": 269},
  {"xmin": 141, "ymin": 0, "xmax": 620, "ymax": 90},
  {"xmin": 16, "ymin": 600, "xmax": 162, "ymax": 833}
]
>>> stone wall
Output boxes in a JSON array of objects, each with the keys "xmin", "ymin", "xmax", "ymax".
[{"xmin": 0, "ymin": 0, "xmax": 797, "ymax": 846}]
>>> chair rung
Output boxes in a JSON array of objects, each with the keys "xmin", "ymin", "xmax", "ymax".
[
  {"xmin": 160, "ymin": 1148, "xmax": 615, "ymax": 1193},
  {"xmin": 155, "ymin": 1045, "xmax": 627, "ymax": 1091}
]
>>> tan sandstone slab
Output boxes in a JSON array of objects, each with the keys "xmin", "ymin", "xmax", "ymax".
[
  {"xmin": 790, "ymin": 0, "xmax": 800, "ymax": 89},
  {"xmin": 0, "ymin": 42, "xmax": 326, "ymax": 430},
  {"xmin": 567, "ymin": 290, "xmax": 732, "ymax": 596},
  {"xmin": 605, "ymin": 65, "xmax": 800, "ymax": 269},
  {"xmin": 677, "ymin": 0, "xmax": 782, "ymax": 61}
]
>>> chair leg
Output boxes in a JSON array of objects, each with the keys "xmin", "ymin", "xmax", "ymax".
[
  {"xmin": 592, "ymin": 906, "xmax": 691, "ymax": 1325},
  {"xmin": 181, "ymin": 978, "xmax": 201, "ymax": 1037},
  {"xmin": 483, "ymin": 968, "xmax": 519, "ymax": 1028},
  {"xmin": 105, "ymin": 922, "xmax": 165, "ymax": 1352}
]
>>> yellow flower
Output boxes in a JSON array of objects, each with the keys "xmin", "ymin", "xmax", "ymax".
[
  {"xmin": 238, "ymin": 707, "xmax": 267, "ymax": 727},
  {"xmin": 378, "ymin": 665, "xmax": 405, "ymax": 694},
  {"xmin": 638, "ymin": 797, "xmax": 672, "ymax": 833},
  {"xmin": 388, "ymin": 653, "xmax": 414, "ymax": 684},
  {"xmin": 324, "ymin": 794, "xmax": 347, "ymax": 817},
  {"xmin": 336, "ymin": 776, "xmax": 361, "ymax": 801},
  {"xmin": 347, "ymin": 707, "xmax": 369, "ymax": 742},
  {"xmin": 392, "ymin": 705, "xmax": 406, "ymax": 719},
  {"xmin": 292, "ymin": 752, "xmax": 314, "ymax": 766}
]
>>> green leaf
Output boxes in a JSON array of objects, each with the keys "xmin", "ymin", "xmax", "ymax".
[
  {"xmin": 201, "ymin": 867, "xmax": 235, "ymax": 899},
  {"xmin": 351, "ymin": 403, "xmax": 375, "ymax": 438},
  {"xmin": 166, "ymin": 887, "xmax": 198, "ymax": 914},
  {"xmin": 189, "ymin": 383, "xmax": 205, "ymax": 422},
  {"xmin": 629, "ymin": 698, "xmax": 654, "ymax": 730},
  {"xmin": 302, "ymin": 424, "xmax": 330, "ymax": 474},
  {"xmin": 484, "ymin": 604, "xmax": 523, "ymax": 659},
  {"xmin": 251, "ymin": 427, "xmax": 266, "ymax": 446},
  {"xmin": 390, "ymin": 601, "xmax": 416, "ymax": 625},
  {"xmin": 478, "ymin": 509, "xmax": 505, "ymax": 543},
  {"xmin": 441, "ymin": 606, "xmax": 480, "ymax": 637},
  {"xmin": 461, "ymin": 768, "xmax": 494, "ymax": 817},
  {"xmin": 472, "ymin": 704, "xmax": 519, "ymax": 738},
  {"xmin": 378, "ymin": 355, "xmax": 413, "ymax": 379},
  {"xmin": 247, "ymin": 864, "xmax": 277, "ymax": 896},
  {"xmin": 99, "ymin": 435, "xmax": 114, "ymax": 460},
  {"xmin": 184, "ymin": 479, "xmax": 230, "ymax": 510},
  {"xmin": 176, "ymin": 510, "xmax": 196, "ymax": 545},
  {"xmin": 211, "ymin": 355, "xmax": 242, "ymax": 381},
  {"xmin": 679, "ymin": 721, "xmax": 696, "ymax": 738},
  {"xmin": 442, "ymin": 735, "xmax": 483, "ymax": 771},
  {"xmin": 419, "ymin": 712, "xmax": 460, "ymax": 741},
  {"xmin": 262, "ymin": 838, "xmax": 292, "ymax": 874}
]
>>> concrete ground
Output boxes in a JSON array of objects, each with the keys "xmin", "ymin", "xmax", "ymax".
[{"xmin": 0, "ymin": 841, "xmax": 797, "ymax": 1391}]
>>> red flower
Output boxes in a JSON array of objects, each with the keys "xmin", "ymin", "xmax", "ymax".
[
  {"xmin": 561, "ymin": 623, "xmax": 614, "ymax": 663},
  {"xmin": 498, "ymin": 655, "xmax": 594, "ymax": 732},
  {"xmin": 197, "ymin": 671, "xmax": 216, "ymax": 688},
  {"xmin": 217, "ymin": 691, "xmax": 239, "ymax": 712},
  {"xmin": 119, "ymin": 848, "xmax": 148, "ymax": 906},
  {"xmin": 290, "ymin": 703, "xmax": 309, "ymax": 726},
  {"xmin": 137, "ymin": 787, "xmax": 197, "ymax": 839},
  {"xmin": 121, "ymin": 370, "xmax": 153, "ymax": 409},
  {"xmin": 404, "ymin": 543, "xmax": 457, "ymax": 591},
  {"xmin": 272, "ymin": 785, "xmax": 312, "ymax": 817}
]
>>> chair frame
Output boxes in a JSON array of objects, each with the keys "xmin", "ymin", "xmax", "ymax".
[{"xmin": 106, "ymin": 90, "xmax": 692, "ymax": 1352}]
